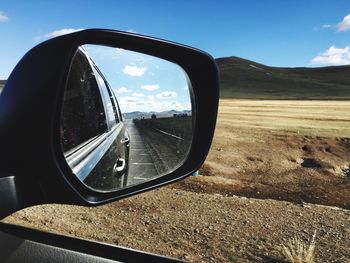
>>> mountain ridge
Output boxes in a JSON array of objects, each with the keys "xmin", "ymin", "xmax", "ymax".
[{"xmin": 216, "ymin": 56, "xmax": 350, "ymax": 99}]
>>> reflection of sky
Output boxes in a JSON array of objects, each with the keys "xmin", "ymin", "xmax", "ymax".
[{"xmin": 83, "ymin": 45, "xmax": 191, "ymax": 114}]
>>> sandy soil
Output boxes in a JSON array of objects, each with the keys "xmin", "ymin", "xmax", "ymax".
[
  {"xmin": 4, "ymin": 188, "xmax": 350, "ymax": 262},
  {"xmin": 3, "ymin": 99, "xmax": 350, "ymax": 262}
]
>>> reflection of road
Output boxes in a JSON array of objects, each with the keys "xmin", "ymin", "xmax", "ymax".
[{"xmin": 125, "ymin": 120, "xmax": 158, "ymax": 186}]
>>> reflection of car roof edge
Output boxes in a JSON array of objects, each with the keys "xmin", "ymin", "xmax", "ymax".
[
  {"xmin": 66, "ymin": 124, "xmax": 121, "ymax": 170},
  {"xmin": 72, "ymin": 124, "xmax": 122, "ymax": 181},
  {"xmin": 65, "ymin": 134, "xmax": 106, "ymax": 167},
  {"xmin": 64, "ymin": 135, "xmax": 99, "ymax": 159}
]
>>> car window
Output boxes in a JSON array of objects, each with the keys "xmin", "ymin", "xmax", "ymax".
[{"xmin": 60, "ymin": 50, "xmax": 107, "ymax": 153}]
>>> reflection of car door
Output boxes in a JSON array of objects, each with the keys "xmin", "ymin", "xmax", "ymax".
[
  {"xmin": 84, "ymin": 69, "xmax": 130, "ymax": 190},
  {"xmin": 61, "ymin": 48, "xmax": 129, "ymax": 192}
]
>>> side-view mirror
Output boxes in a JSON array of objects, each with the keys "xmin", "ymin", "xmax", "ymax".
[
  {"xmin": 62, "ymin": 45, "xmax": 194, "ymax": 192},
  {"xmin": 0, "ymin": 29, "xmax": 219, "ymax": 218}
]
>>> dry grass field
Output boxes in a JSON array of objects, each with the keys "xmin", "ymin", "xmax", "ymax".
[
  {"xmin": 4, "ymin": 99, "xmax": 350, "ymax": 262},
  {"xmin": 174, "ymin": 99, "xmax": 350, "ymax": 209},
  {"xmin": 217, "ymin": 99, "xmax": 350, "ymax": 137}
]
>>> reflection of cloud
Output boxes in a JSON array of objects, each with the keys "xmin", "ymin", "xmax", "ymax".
[
  {"xmin": 141, "ymin": 84, "xmax": 160, "ymax": 91},
  {"xmin": 322, "ymin": 24, "xmax": 332, "ymax": 29},
  {"xmin": 156, "ymin": 91, "xmax": 177, "ymax": 99},
  {"xmin": 118, "ymin": 95, "xmax": 190, "ymax": 113},
  {"xmin": 311, "ymin": 45, "xmax": 350, "ymax": 66},
  {"xmin": 337, "ymin": 13, "xmax": 350, "ymax": 32},
  {"xmin": 115, "ymin": 87, "xmax": 132, "ymax": 93},
  {"xmin": 132, "ymin": 92, "xmax": 145, "ymax": 97},
  {"xmin": 119, "ymin": 96, "xmax": 144, "ymax": 103},
  {"xmin": 123, "ymin": 65, "xmax": 146, "ymax": 76},
  {"xmin": 0, "ymin": 11, "xmax": 9, "ymax": 22}
]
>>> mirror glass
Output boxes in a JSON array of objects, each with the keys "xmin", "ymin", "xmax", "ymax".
[{"xmin": 60, "ymin": 44, "xmax": 193, "ymax": 192}]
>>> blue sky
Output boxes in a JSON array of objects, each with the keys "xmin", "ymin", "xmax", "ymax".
[{"xmin": 1, "ymin": 1, "xmax": 350, "ymax": 79}]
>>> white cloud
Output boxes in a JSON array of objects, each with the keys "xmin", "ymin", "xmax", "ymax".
[
  {"xmin": 34, "ymin": 28, "xmax": 84, "ymax": 42},
  {"xmin": 132, "ymin": 92, "xmax": 145, "ymax": 97},
  {"xmin": 127, "ymin": 29, "xmax": 138, "ymax": 33},
  {"xmin": 44, "ymin": 28, "xmax": 84, "ymax": 38},
  {"xmin": 123, "ymin": 65, "xmax": 147, "ymax": 76},
  {"xmin": 141, "ymin": 84, "xmax": 160, "ymax": 91},
  {"xmin": 156, "ymin": 91, "xmax": 178, "ymax": 99},
  {"xmin": 322, "ymin": 24, "xmax": 332, "ymax": 29},
  {"xmin": 311, "ymin": 46, "xmax": 350, "ymax": 66},
  {"xmin": 114, "ymin": 87, "xmax": 132, "ymax": 93},
  {"xmin": 0, "ymin": 11, "xmax": 8, "ymax": 22},
  {"xmin": 337, "ymin": 14, "xmax": 350, "ymax": 32}
]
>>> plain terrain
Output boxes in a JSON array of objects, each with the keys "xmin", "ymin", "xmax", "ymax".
[
  {"xmin": 175, "ymin": 99, "xmax": 350, "ymax": 209},
  {"xmin": 4, "ymin": 188, "xmax": 350, "ymax": 262},
  {"xmin": 3, "ymin": 58, "xmax": 350, "ymax": 262},
  {"xmin": 4, "ymin": 99, "xmax": 350, "ymax": 262}
]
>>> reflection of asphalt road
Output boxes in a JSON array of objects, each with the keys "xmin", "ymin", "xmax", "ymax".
[{"xmin": 125, "ymin": 120, "xmax": 158, "ymax": 186}]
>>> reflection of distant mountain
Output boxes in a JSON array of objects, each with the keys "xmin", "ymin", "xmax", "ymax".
[{"xmin": 124, "ymin": 110, "xmax": 192, "ymax": 120}]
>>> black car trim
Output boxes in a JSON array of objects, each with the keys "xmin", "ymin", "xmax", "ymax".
[{"xmin": 0, "ymin": 222, "xmax": 183, "ymax": 263}]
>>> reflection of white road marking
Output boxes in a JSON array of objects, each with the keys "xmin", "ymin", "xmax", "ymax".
[
  {"xmin": 154, "ymin": 128, "xmax": 184, "ymax": 140},
  {"xmin": 132, "ymin": 163, "xmax": 154, "ymax": 165},
  {"xmin": 139, "ymin": 153, "xmax": 150, "ymax": 156},
  {"xmin": 133, "ymin": 177, "xmax": 148, "ymax": 180}
]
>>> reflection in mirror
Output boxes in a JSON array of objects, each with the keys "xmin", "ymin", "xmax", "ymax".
[{"xmin": 60, "ymin": 45, "xmax": 193, "ymax": 192}]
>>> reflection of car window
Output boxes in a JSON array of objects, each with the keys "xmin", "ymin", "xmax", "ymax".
[
  {"xmin": 104, "ymin": 80, "xmax": 120, "ymax": 124},
  {"xmin": 96, "ymin": 72, "xmax": 119, "ymax": 127},
  {"xmin": 111, "ymin": 89, "xmax": 123, "ymax": 122},
  {"xmin": 61, "ymin": 49, "xmax": 107, "ymax": 152}
]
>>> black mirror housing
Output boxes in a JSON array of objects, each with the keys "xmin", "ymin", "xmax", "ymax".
[{"xmin": 0, "ymin": 29, "xmax": 219, "ymax": 217}]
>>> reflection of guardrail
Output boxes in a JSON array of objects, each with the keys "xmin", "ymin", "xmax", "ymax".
[
  {"xmin": 133, "ymin": 120, "xmax": 191, "ymax": 175},
  {"xmin": 133, "ymin": 116, "xmax": 192, "ymax": 141},
  {"xmin": 153, "ymin": 127, "xmax": 184, "ymax": 141}
]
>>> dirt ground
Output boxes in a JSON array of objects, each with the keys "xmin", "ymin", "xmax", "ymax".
[
  {"xmin": 4, "ymin": 188, "xmax": 350, "ymax": 262},
  {"xmin": 3, "ymin": 99, "xmax": 350, "ymax": 262},
  {"xmin": 175, "ymin": 132, "xmax": 350, "ymax": 209},
  {"xmin": 174, "ymin": 99, "xmax": 350, "ymax": 209}
]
